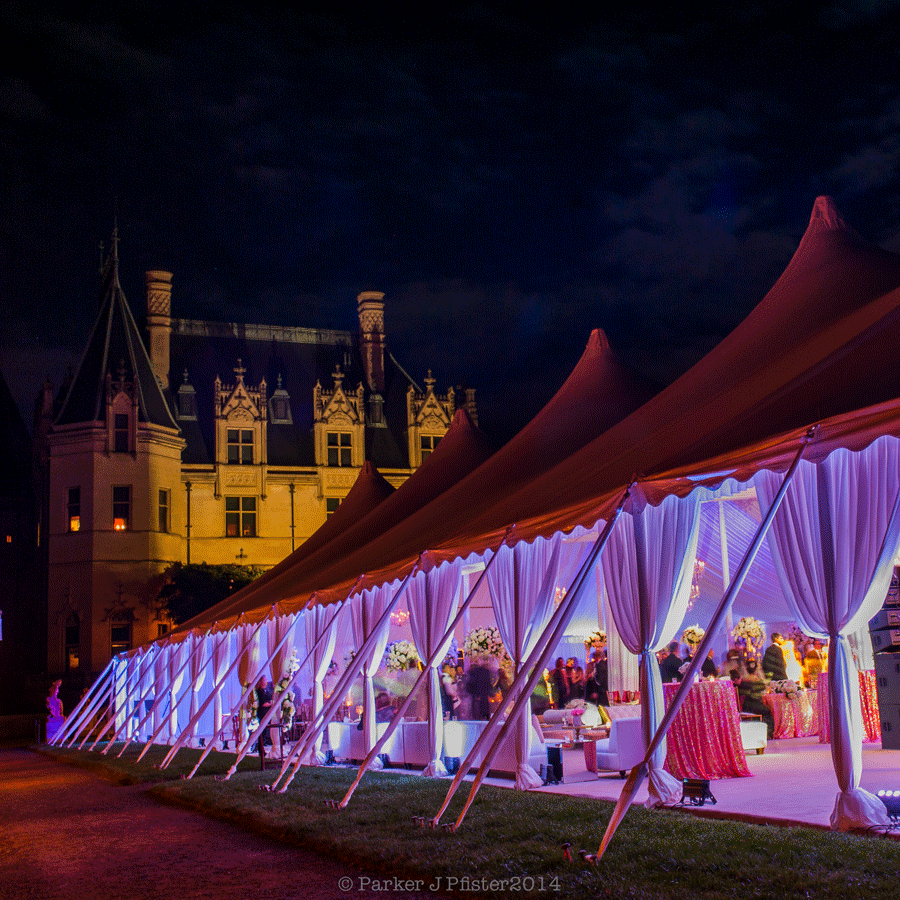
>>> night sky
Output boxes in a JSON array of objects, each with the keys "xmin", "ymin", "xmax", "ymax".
[{"xmin": 2, "ymin": 3, "xmax": 900, "ymax": 445}]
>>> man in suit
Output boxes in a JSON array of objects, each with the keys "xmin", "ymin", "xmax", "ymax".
[
  {"xmin": 762, "ymin": 633, "xmax": 788, "ymax": 681},
  {"xmin": 659, "ymin": 642, "xmax": 683, "ymax": 683}
]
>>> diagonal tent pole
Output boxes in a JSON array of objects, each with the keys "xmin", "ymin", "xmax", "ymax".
[
  {"xmin": 159, "ymin": 606, "xmax": 280, "ymax": 769},
  {"xmin": 88, "ymin": 650, "xmax": 142, "ymax": 751},
  {"xmin": 596, "ymin": 429, "xmax": 814, "ymax": 860},
  {"xmin": 52, "ymin": 658, "xmax": 115, "ymax": 746},
  {"xmin": 160, "ymin": 623, "xmax": 265, "ymax": 769},
  {"xmin": 56, "ymin": 662, "xmax": 116, "ymax": 747},
  {"xmin": 135, "ymin": 633, "xmax": 200, "ymax": 762},
  {"xmin": 117, "ymin": 637, "xmax": 184, "ymax": 758},
  {"xmin": 75, "ymin": 659, "xmax": 127, "ymax": 750},
  {"xmin": 336, "ymin": 527, "xmax": 516, "ymax": 808},
  {"xmin": 273, "ymin": 560, "xmax": 423, "ymax": 794},
  {"xmin": 443, "ymin": 486, "xmax": 631, "ymax": 831},
  {"xmin": 101, "ymin": 646, "xmax": 160, "ymax": 752},
  {"xmin": 222, "ymin": 595, "xmax": 350, "ymax": 780}
]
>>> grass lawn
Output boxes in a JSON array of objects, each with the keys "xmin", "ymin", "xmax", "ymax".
[{"xmin": 39, "ymin": 743, "xmax": 900, "ymax": 899}]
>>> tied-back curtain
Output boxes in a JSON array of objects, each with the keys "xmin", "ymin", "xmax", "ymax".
[
  {"xmin": 167, "ymin": 639, "xmax": 192, "ymax": 742},
  {"xmin": 187, "ymin": 633, "xmax": 210, "ymax": 748},
  {"xmin": 268, "ymin": 614, "xmax": 297, "ymax": 707},
  {"xmin": 487, "ymin": 534, "xmax": 561, "ymax": 789},
  {"xmin": 603, "ymin": 569, "xmax": 640, "ymax": 697},
  {"xmin": 236, "ymin": 623, "xmax": 263, "ymax": 744},
  {"xmin": 758, "ymin": 437, "xmax": 900, "ymax": 831},
  {"xmin": 407, "ymin": 558, "xmax": 464, "ymax": 776},
  {"xmin": 602, "ymin": 488, "xmax": 701, "ymax": 807},
  {"xmin": 350, "ymin": 584, "xmax": 394, "ymax": 765},
  {"xmin": 304, "ymin": 602, "xmax": 342, "ymax": 764},
  {"xmin": 131, "ymin": 649, "xmax": 155, "ymax": 740},
  {"xmin": 151, "ymin": 645, "xmax": 170, "ymax": 737},
  {"xmin": 211, "ymin": 632, "xmax": 231, "ymax": 744}
]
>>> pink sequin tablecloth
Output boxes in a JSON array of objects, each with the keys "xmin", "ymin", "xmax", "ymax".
[
  {"xmin": 763, "ymin": 690, "xmax": 818, "ymax": 738},
  {"xmin": 817, "ymin": 669, "xmax": 881, "ymax": 743},
  {"xmin": 663, "ymin": 680, "xmax": 751, "ymax": 780}
]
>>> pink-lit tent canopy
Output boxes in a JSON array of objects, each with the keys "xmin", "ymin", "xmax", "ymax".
[{"xmin": 61, "ymin": 198, "xmax": 900, "ymax": 835}]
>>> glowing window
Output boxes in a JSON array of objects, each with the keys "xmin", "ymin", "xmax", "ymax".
[
  {"xmin": 113, "ymin": 485, "xmax": 131, "ymax": 531},
  {"xmin": 68, "ymin": 487, "xmax": 81, "ymax": 533},
  {"xmin": 225, "ymin": 496, "xmax": 256, "ymax": 537}
]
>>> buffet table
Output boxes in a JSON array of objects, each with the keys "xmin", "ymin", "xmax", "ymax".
[
  {"xmin": 663, "ymin": 680, "xmax": 751, "ymax": 780},
  {"xmin": 816, "ymin": 669, "xmax": 881, "ymax": 743},
  {"xmin": 763, "ymin": 690, "xmax": 818, "ymax": 738}
]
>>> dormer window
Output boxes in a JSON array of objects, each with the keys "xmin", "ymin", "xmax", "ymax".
[
  {"xmin": 420, "ymin": 434, "xmax": 440, "ymax": 461},
  {"xmin": 269, "ymin": 375, "xmax": 292, "ymax": 424},
  {"xmin": 227, "ymin": 429, "xmax": 254, "ymax": 465},
  {"xmin": 327, "ymin": 432, "xmax": 352, "ymax": 467}
]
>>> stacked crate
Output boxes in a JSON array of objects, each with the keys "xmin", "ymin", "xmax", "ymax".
[{"xmin": 873, "ymin": 569, "xmax": 900, "ymax": 749}]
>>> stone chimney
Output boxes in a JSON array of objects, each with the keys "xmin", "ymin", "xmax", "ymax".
[
  {"xmin": 357, "ymin": 291, "xmax": 385, "ymax": 393},
  {"xmin": 145, "ymin": 271, "xmax": 173, "ymax": 389}
]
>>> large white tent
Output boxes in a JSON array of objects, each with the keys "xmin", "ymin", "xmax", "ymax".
[{"xmin": 56, "ymin": 197, "xmax": 900, "ymax": 838}]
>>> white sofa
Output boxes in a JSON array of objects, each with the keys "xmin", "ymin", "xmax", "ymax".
[
  {"xmin": 739, "ymin": 717, "xmax": 767, "ymax": 754},
  {"xmin": 592, "ymin": 716, "xmax": 646, "ymax": 777},
  {"xmin": 401, "ymin": 719, "xmax": 547, "ymax": 776},
  {"xmin": 327, "ymin": 721, "xmax": 404, "ymax": 764}
]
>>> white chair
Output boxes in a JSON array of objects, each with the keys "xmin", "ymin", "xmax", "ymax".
[
  {"xmin": 593, "ymin": 716, "xmax": 645, "ymax": 777},
  {"xmin": 739, "ymin": 717, "xmax": 768, "ymax": 755}
]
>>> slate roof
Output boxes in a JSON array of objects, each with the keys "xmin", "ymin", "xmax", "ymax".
[
  {"xmin": 167, "ymin": 321, "xmax": 418, "ymax": 468},
  {"xmin": 54, "ymin": 236, "xmax": 178, "ymax": 431}
]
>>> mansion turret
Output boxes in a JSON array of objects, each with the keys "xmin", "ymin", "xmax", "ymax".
[{"xmin": 44, "ymin": 238, "xmax": 473, "ymax": 689}]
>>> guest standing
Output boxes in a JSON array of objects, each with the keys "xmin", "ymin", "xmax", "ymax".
[
  {"xmin": 659, "ymin": 642, "xmax": 683, "ymax": 683},
  {"xmin": 762, "ymin": 633, "xmax": 788, "ymax": 682},
  {"xmin": 549, "ymin": 657, "xmax": 570, "ymax": 708}
]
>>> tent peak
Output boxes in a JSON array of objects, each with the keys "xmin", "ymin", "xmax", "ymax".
[
  {"xmin": 586, "ymin": 328, "xmax": 611, "ymax": 354},
  {"xmin": 808, "ymin": 196, "xmax": 847, "ymax": 232}
]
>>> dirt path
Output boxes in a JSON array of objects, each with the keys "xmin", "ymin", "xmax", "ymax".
[{"xmin": 0, "ymin": 749, "xmax": 438, "ymax": 900}]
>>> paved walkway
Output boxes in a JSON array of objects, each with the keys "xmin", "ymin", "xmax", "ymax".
[{"xmin": 0, "ymin": 749, "xmax": 436, "ymax": 900}]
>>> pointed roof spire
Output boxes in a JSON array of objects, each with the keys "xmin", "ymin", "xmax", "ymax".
[{"xmin": 54, "ymin": 232, "xmax": 179, "ymax": 430}]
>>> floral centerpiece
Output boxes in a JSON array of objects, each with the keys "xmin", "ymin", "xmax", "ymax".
[
  {"xmin": 732, "ymin": 616, "xmax": 765, "ymax": 660},
  {"xmin": 275, "ymin": 650, "xmax": 300, "ymax": 727},
  {"xmin": 244, "ymin": 684, "xmax": 259, "ymax": 731},
  {"xmin": 772, "ymin": 679, "xmax": 802, "ymax": 700},
  {"xmin": 384, "ymin": 639, "xmax": 419, "ymax": 672},
  {"xmin": 584, "ymin": 630, "xmax": 607, "ymax": 652},
  {"xmin": 463, "ymin": 626, "xmax": 511, "ymax": 666},
  {"xmin": 786, "ymin": 624, "xmax": 812, "ymax": 659},
  {"xmin": 682, "ymin": 624, "xmax": 705, "ymax": 650}
]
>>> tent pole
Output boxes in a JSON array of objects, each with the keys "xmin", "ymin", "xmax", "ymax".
[
  {"xmin": 159, "ymin": 608, "xmax": 277, "ymax": 769},
  {"xmin": 117, "ymin": 638, "xmax": 184, "ymax": 758},
  {"xmin": 433, "ymin": 485, "xmax": 631, "ymax": 830},
  {"xmin": 336, "ymin": 526, "xmax": 516, "ymax": 808},
  {"xmin": 135, "ymin": 631, "xmax": 208, "ymax": 762},
  {"xmin": 54, "ymin": 660, "xmax": 115, "ymax": 746},
  {"xmin": 100, "ymin": 647, "xmax": 158, "ymax": 752},
  {"xmin": 273, "ymin": 561, "xmax": 422, "ymax": 794},
  {"xmin": 219, "ymin": 598, "xmax": 349, "ymax": 780},
  {"xmin": 596, "ymin": 428, "xmax": 815, "ymax": 860},
  {"xmin": 87, "ymin": 651, "xmax": 142, "ymax": 751}
]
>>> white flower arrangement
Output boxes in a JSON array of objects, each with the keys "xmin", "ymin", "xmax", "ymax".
[
  {"xmin": 443, "ymin": 636, "xmax": 459, "ymax": 668},
  {"xmin": 384, "ymin": 639, "xmax": 420, "ymax": 672},
  {"xmin": 772, "ymin": 679, "xmax": 802, "ymax": 700},
  {"xmin": 244, "ymin": 683, "xmax": 259, "ymax": 730},
  {"xmin": 682, "ymin": 625, "xmax": 705, "ymax": 648},
  {"xmin": 463, "ymin": 626, "xmax": 510, "ymax": 665},
  {"xmin": 584, "ymin": 630, "xmax": 607, "ymax": 651},
  {"xmin": 732, "ymin": 617, "xmax": 765, "ymax": 658}
]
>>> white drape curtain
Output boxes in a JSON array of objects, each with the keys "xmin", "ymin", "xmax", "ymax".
[
  {"xmin": 211, "ymin": 632, "xmax": 231, "ymax": 746},
  {"xmin": 187, "ymin": 633, "xmax": 210, "ymax": 747},
  {"xmin": 304, "ymin": 603, "xmax": 342, "ymax": 764},
  {"xmin": 407, "ymin": 558, "xmax": 463, "ymax": 776},
  {"xmin": 235, "ymin": 623, "xmax": 263, "ymax": 744},
  {"xmin": 151, "ymin": 645, "xmax": 170, "ymax": 737},
  {"xmin": 602, "ymin": 488, "xmax": 701, "ymax": 807},
  {"xmin": 167, "ymin": 639, "xmax": 191, "ymax": 742},
  {"xmin": 350, "ymin": 584, "xmax": 394, "ymax": 767},
  {"xmin": 487, "ymin": 534, "xmax": 561, "ymax": 789},
  {"xmin": 757, "ymin": 437, "xmax": 900, "ymax": 830},
  {"xmin": 603, "ymin": 566, "xmax": 640, "ymax": 696},
  {"xmin": 130, "ymin": 649, "xmax": 155, "ymax": 740}
]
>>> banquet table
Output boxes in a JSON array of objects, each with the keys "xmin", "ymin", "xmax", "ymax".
[
  {"xmin": 817, "ymin": 669, "xmax": 881, "ymax": 743},
  {"xmin": 763, "ymin": 690, "xmax": 818, "ymax": 738},
  {"xmin": 663, "ymin": 680, "xmax": 751, "ymax": 780}
]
